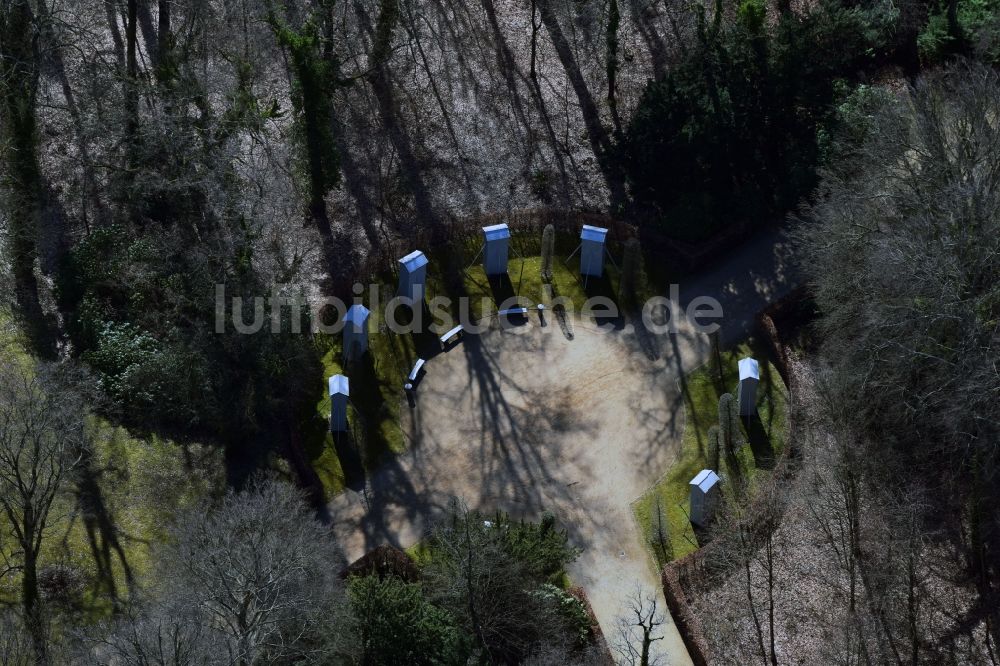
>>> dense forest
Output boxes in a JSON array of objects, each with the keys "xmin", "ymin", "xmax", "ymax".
[{"xmin": 1, "ymin": 0, "xmax": 999, "ymax": 663}]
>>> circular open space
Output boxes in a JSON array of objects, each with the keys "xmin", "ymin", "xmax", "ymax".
[
  {"xmin": 327, "ymin": 229, "xmax": 796, "ymax": 664},
  {"xmin": 329, "ymin": 315, "xmax": 710, "ymax": 664}
]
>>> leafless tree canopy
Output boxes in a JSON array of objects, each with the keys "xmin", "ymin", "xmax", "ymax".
[
  {"xmin": 0, "ymin": 354, "xmax": 89, "ymax": 663},
  {"xmin": 155, "ymin": 479, "xmax": 347, "ymax": 664}
]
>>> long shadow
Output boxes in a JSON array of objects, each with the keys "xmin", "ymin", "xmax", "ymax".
[
  {"xmin": 626, "ymin": 0, "xmax": 669, "ymax": 79},
  {"xmin": 743, "ymin": 414, "xmax": 776, "ymax": 470},
  {"xmin": 487, "ymin": 273, "xmax": 517, "ymax": 307},
  {"xmin": 670, "ymin": 326, "xmax": 705, "ymax": 454},
  {"xmin": 391, "ymin": 300, "xmax": 443, "ymax": 360},
  {"xmin": 460, "ymin": 328, "xmax": 568, "ymax": 512},
  {"xmin": 629, "ymin": 307, "xmax": 661, "ymax": 361},
  {"xmin": 535, "ymin": 0, "xmax": 627, "ymax": 209},
  {"xmin": 581, "ymin": 273, "xmax": 624, "ymax": 330},
  {"xmin": 353, "ymin": 456, "xmax": 447, "ymax": 554},
  {"xmin": 348, "ymin": 1, "xmax": 440, "ymax": 230},
  {"xmin": 74, "ymin": 443, "xmax": 135, "ymax": 604},
  {"xmin": 333, "ymin": 428, "xmax": 367, "ymax": 492},
  {"xmin": 347, "ymin": 350, "xmax": 396, "ymax": 471},
  {"xmin": 476, "ymin": 0, "xmax": 573, "ymax": 204},
  {"xmin": 620, "ymin": 301, "xmax": 699, "ymax": 472},
  {"xmin": 548, "ymin": 280, "xmax": 575, "ymax": 341}
]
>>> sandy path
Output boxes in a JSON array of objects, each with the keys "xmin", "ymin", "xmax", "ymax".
[{"xmin": 327, "ymin": 228, "xmax": 798, "ymax": 664}]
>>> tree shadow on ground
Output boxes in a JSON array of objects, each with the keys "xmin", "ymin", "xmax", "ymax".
[
  {"xmin": 616, "ymin": 307, "xmax": 703, "ymax": 474},
  {"xmin": 628, "ymin": 309, "xmax": 662, "ymax": 361},
  {"xmin": 547, "ymin": 280, "xmax": 575, "ymax": 340},
  {"xmin": 74, "ymin": 444, "xmax": 136, "ymax": 606},
  {"xmin": 460, "ymin": 327, "xmax": 588, "ymax": 513}
]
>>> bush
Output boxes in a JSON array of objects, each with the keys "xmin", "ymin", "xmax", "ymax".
[
  {"xmin": 533, "ymin": 583, "xmax": 592, "ymax": 649},
  {"xmin": 37, "ymin": 564, "xmax": 86, "ymax": 610},
  {"xmin": 346, "ymin": 575, "xmax": 465, "ymax": 665},
  {"xmin": 624, "ymin": 0, "xmax": 891, "ymax": 239},
  {"xmin": 918, "ymin": 0, "xmax": 1000, "ymax": 64}
]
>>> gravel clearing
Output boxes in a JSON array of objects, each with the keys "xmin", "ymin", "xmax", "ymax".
[{"xmin": 327, "ymin": 229, "xmax": 798, "ymax": 663}]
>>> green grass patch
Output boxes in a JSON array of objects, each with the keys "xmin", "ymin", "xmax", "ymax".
[
  {"xmin": 0, "ymin": 419, "xmax": 220, "ymax": 623},
  {"xmin": 308, "ymin": 304, "xmax": 412, "ymax": 499},
  {"xmin": 632, "ymin": 340, "xmax": 788, "ymax": 568},
  {"xmin": 405, "ymin": 541, "xmax": 434, "ymax": 567},
  {"xmin": 0, "ymin": 308, "xmax": 220, "ymax": 622}
]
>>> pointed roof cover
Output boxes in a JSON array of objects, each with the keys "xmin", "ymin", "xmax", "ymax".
[
  {"xmin": 344, "ymin": 304, "xmax": 370, "ymax": 325},
  {"xmin": 581, "ymin": 225, "xmax": 608, "ymax": 243},
  {"xmin": 398, "ymin": 250, "xmax": 428, "ymax": 273},
  {"xmin": 738, "ymin": 357, "xmax": 760, "ymax": 381},
  {"xmin": 482, "ymin": 223, "xmax": 511, "ymax": 241},
  {"xmin": 690, "ymin": 469, "xmax": 721, "ymax": 492},
  {"xmin": 328, "ymin": 375, "xmax": 349, "ymax": 397}
]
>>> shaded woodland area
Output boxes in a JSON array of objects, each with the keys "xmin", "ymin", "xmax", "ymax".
[{"xmin": 1, "ymin": 0, "xmax": 999, "ymax": 663}]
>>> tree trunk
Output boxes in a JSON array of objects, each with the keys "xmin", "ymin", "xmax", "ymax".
[
  {"xmin": 606, "ymin": 0, "xmax": 622, "ymax": 134},
  {"xmin": 156, "ymin": 0, "xmax": 171, "ymax": 83},
  {"xmin": 157, "ymin": 0, "xmax": 170, "ymax": 60},
  {"xmin": 640, "ymin": 628, "xmax": 652, "ymax": 665},
  {"xmin": 126, "ymin": 0, "xmax": 138, "ymax": 80},
  {"xmin": 0, "ymin": 0, "xmax": 56, "ymax": 357},
  {"xmin": 766, "ymin": 533, "xmax": 778, "ymax": 665},
  {"xmin": 22, "ymin": 526, "xmax": 47, "ymax": 664},
  {"xmin": 125, "ymin": 0, "xmax": 139, "ymax": 159}
]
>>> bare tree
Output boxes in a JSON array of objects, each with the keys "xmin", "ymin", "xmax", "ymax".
[
  {"xmin": 0, "ymin": 608, "xmax": 33, "ymax": 666},
  {"xmin": 0, "ymin": 0, "xmax": 56, "ymax": 356},
  {"xmin": 798, "ymin": 61, "xmax": 1000, "ymax": 657},
  {"xmin": 84, "ymin": 605, "xmax": 220, "ymax": 666},
  {"xmin": 156, "ymin": 479, "xmax": 347, "ymax": 666},
  {"xmin": 523, "ymin": 638, "xmax": 612, "ymax": 665},
  {"xmin": 613, "ymin": 585, "xmax": 667, "ymax": 666},
  {"xmin": 649, "ymin": 498, "xmax": 671, "ymax": 563},
  {"xmin": 0, "ymin": 354, "xmax": 88, "ymax": 663},
  {"xmin": 711, "ymin": 471, "xmax": 785, "ymax": 666}
]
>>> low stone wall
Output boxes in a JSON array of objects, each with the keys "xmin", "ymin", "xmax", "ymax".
[{"xmin": 661, "ymin": 553, "xmax": 713, "ymax": 666}]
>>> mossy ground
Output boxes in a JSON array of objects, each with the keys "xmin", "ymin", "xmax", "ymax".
[{"xmin": 0, "ymin": 309, "xmax": 220, "ymax": 622}]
